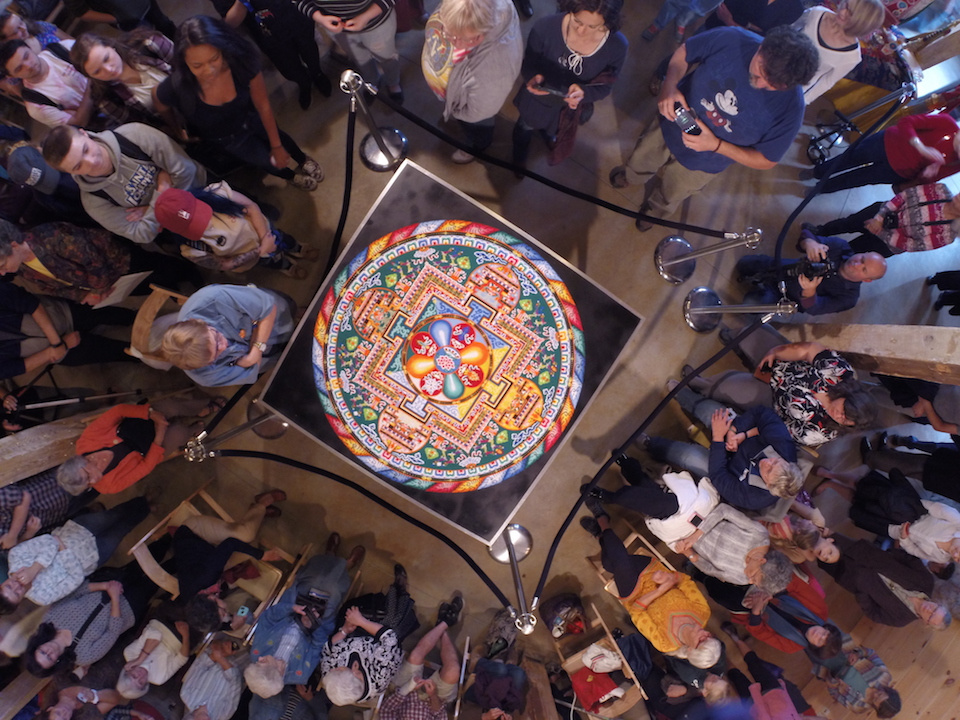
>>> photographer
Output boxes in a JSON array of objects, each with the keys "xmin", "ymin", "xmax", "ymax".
[{"xmin": 736, "ymin": 227, "xmax": 886, "ymax": 315}]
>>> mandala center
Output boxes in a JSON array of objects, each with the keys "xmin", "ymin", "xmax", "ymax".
[{"xmin": 434, "ymin": 347, "xmax": 461, "ymax": 373}]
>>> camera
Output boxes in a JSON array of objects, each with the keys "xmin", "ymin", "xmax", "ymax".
[
  {"xmin": 674, "ymin": 102, "xmax": 701, "ymax": 135},
  {"xmin": 787, "ymin": 257, "xmax": 836, "ymax": 280}
]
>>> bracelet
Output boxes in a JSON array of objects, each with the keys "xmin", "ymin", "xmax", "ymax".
[
  {"xmin": 714, "ymin": 138, "xmax": 722, "ymax": 152},
  {"xmin": 51, "ymin": 342, "xmax": 64, "ymax": 348},
  {"xmin": 252, "ymin": 341, "xmax": 267, "ymax": 352}
]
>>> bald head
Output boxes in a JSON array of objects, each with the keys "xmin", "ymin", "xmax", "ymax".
[{"xmin": 841, "ymin": 251, "xmax": 886, "ymax": 283}]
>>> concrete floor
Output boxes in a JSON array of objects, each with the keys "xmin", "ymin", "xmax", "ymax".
[{"xmin": 17, "ymin": 0, "xmax": 960, "ymax": 716}]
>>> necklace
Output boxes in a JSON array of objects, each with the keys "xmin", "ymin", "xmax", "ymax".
[{"xmin": 562, "ymin": 14, "xmax": 609, "ymax": 76}]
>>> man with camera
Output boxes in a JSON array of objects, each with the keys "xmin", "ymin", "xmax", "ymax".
[
  {"xmin": 609, "ymin": 25, "xmax": 818, "ymax": 231},
  {"xmin": 736, "ymin": 227, "xmax": 887, "ymax": 315}
]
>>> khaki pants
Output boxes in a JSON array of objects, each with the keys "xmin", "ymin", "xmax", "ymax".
[
  {"xmin": 183, "ymin": 503, "xmax": 266, "ymax": 545},
  {"xmin": 623, "ymin": 117, "xmax": 718, "ymax": 218}
]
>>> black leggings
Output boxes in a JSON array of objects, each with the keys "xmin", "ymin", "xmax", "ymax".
[
  {"xmin": 599, "ymin": 528, "xmax": 653, "ymax": 596},
  {"xmin": 218, "ymin": 121, "xmax": 306, "ymax": 180}
]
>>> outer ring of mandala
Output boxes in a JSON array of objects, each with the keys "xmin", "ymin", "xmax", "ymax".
[{"xmin": 312, "ymin": 220, "xmax": 585, "ymax": 493}]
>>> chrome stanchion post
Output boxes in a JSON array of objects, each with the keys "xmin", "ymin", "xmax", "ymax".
[
  {"xmin": 339, "ymin": 69, "xmax": 408, "ymax": 172},
  {"xmin": 488, "ymin": 524, "xmax": 537, "ymax": 635},
  {"xmin": 655, "ymin": 227, "xmax": 763, "ymax": 284},
  {"xmin": 184, "ymin": 399, "xmax": 289, "ymax": 462},
  {"xmin": 682, "ymin": 286, "xmax": 798, "ymax": 332}
]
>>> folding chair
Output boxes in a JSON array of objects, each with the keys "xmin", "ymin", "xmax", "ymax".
[{"xmin": 126, "ymin": 284, "xmax": 189, "ymax": 367}]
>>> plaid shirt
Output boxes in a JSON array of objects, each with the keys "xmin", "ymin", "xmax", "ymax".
[
  {"xmin": 380, "ymin": 689, "xmax": 448, "ymax": 720},
  {"xmin": 0, "ymin": 468, "xmax": 71, "ymax": 540},
  {"xmin": 816, "ymin": 639, "xmax": 891, "ymax": 712}
]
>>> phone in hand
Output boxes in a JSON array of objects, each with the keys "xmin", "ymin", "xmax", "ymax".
[
  {"xmin": 534, "ymin": 83, "xmax": 569, "ymax": 98},
  {"xmin": 674, "ymin": 102, "xmax": 702, "ymax": 135}
]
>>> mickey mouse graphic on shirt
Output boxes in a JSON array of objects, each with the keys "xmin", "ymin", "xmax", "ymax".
[{"xmin": 699, "ymin": 80, "xmax": 739, "ymax": 134}]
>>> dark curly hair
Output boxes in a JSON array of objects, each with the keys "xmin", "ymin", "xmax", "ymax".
[
  {"xmin": 758, "ymin": 26, "xmax": 819, "ymax": 89},
  {"xmin": 186, "ymin": 594, "xmax": 224, "ymax": 635},
  {"xmin": 827, "ymin": 378, "xmax": 878, "ymax": 430},
  {"xmin": 875, "ymin": 686, "xmax": 902, "ymax": 718},
  {"xmin": 557, "ymin": 0, "xmax": 623, "ymax": 33},
  {"xmin": 23, "ymin": 622, "xmax": 76, "ymax": 678}
]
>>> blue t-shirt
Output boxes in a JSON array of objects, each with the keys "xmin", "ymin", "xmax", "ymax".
[{"xmin": 660, "ymin": 27, "xmax": 804, "ymax": 174}]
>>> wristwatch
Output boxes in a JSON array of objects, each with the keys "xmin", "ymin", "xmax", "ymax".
[{"xmin": 252, "ymin": 341, "xmax": 267, "ymax": 352}]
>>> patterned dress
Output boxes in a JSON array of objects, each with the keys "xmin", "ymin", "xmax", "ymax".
[
  {"xmin": 769, "ymin": 350, "xmax": 854, "ymax": 447},
  {"xmin": 320, "ymin": 628, "xmax": 403, "ymax": 702}
]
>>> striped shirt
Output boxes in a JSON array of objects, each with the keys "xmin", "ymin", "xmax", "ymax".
[
  {"xmin": 294, "ymin": 0, "xmax": 395, "ymax": 30},
  {"xmin": 181, "ymin": 649, "xmax": 246, "ymax": 720}
]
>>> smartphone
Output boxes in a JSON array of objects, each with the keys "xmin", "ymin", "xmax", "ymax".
[
  {"xmin": 534, "ymin": 83, "xmax": 569, "ymax": 98},
  {"xmin": 674, "ymin": 102, "xmax": 702, "ymax": 135}
]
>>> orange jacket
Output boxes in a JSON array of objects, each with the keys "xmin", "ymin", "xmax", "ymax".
[{"xmin": 76, "ymin": 404, "xmax": 164, "ymax": 494}]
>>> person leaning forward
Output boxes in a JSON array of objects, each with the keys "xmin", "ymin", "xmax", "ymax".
[{"xmin": 609, "ymin": 25, "xmax": 818, "ymax": 231}]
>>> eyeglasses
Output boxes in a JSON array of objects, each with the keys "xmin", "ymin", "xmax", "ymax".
[{"xmin": 442, "ymin": 28, "xmax": 483, "ymax": 49}]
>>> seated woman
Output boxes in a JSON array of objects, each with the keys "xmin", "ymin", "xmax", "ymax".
[
  {"xmin": 161, "ymin": 283, "xmax": 295, "ymax": 387},
  {"xmin": 0, "ymin": 279, "xmax": 134, "ymax": 381},
  {"xmin": 23, "ymin": 545, "xmax": 163, "ymax": 676},
  {"xmin": 512, "ymin": 0, "xmax": 627, "ymax": 169},
  {"xmin": 153, "ymin": 15, "xmax": 322, "ymax": 191},
  {"xmin": 0, "ymin": 217, "xmax": 191, "ymax": 305},
  {"xmin": 812, "ymin": 182, "xmax": 960, "ymax": 257},
  {"xmin": 686, "ymin": 327, "xmax": 877, "ymax": 447},
  {"xmin": 153, "ymin": 184, "xmax": 317, "ymax": 278},
  {"xmin": 56, "ymin": 396, "xmax": 222, "ymax": 497},
  {"xmin": 321, "ymin": 565, "xmax": 417, "ymax": 706},
  {"xmin": 769, "ymin": 517, "xmax": 839, "ymax": 565},
  {"xmin": 41, "ymin": 686, "xmax": 125, "ymax": 720},
  {"xmin": 70, "ymin": 30, "xmax": 174, "ymax": 130},
  {"xmin": 579, "ymin": 515, "xmax": 722, "ymax": 669},
  {"xmin": 115, "ymin": 616, "xmax": 191, "ymax": 699}
]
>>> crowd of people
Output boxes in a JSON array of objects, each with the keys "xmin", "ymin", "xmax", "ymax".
[{"xmin": 0, "ymin": 0, "xmax": 957, "ymax": 717}]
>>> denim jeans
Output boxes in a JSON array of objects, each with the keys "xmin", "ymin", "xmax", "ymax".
[
  {"xmin": 646, "ymin": 386, "xmax": 727, "ymax": 477},
  {"xmin": 73, "ymin": 496, "xmax": 150, "ymax": 565}
]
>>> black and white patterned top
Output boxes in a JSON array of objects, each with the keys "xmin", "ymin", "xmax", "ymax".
[
  {"xmin": 320, "ymin": 628, "xmax": 403, "ymax": 701},
  {"xmin": 769, "ymin": 349, "xmax": 854, "ymax": 447}
]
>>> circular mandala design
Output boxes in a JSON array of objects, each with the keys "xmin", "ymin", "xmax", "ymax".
[{"xmin": 313, "ymin": 220, "xmax": 584, "ymax": 492}]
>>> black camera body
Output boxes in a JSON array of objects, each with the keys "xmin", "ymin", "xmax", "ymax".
[{"xmin": 788, "ymin": 257, "xmax": 836, "ymax": 280}]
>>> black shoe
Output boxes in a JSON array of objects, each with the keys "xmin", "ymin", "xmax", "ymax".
[
  {"xmin": 718, "ymin": 326, "xmax": 734, "ymax": 344},
  {"xmin": 388, "ymin": 88, "xmax": 404, "ymax": 105},
  {"xmin": 720, "ymin": 621, "xmax": 740, "ymax": 638},
  {"xmin": 439, "ymin": 595, "xmax": 463, "ymax": 627},
  {"xmin": 298, "ymin": 82, "xmax": 312, "ymax": 110},
  {"xmin": 681, "ymin": 364, "xmax": 695, "ymax": 378},
  {"xmin": 635, "ymin": 204, "xmax": 654, "ymax": 232},
  {"xmin": 926, "ymin": 275, "xmax": 937, "ymax": 287},
  {"xmin": 609, "ymin": 166, "xmax": 628, "ymax": 189},
  {"xmin": 314, "ymin": 73, "xmax": 332, "ymax": 98},
  {"xmin": 583, "ymin": 494, "xmax": 608, "ymax": 519},
  {"xmin": 394, "ymin": 563, "xmax": 408, "ymax": 593},
  {"xmin": 580, "ymin": 516, "xmax": 601, "ymax": 537},
  {"xmin": 934, "ymin": 292, "xmax": 947, "ymax": 311},
  {"xmin": 578, "ymin": 103, "xmax": 594, "ymax": 125},
  {"xmin": 611, "ymin": 627, "xmax": 623, "ymax": 640},
  {"xmin": 580, "ymin": 483, "xmax": 610, "ymax": 502}
]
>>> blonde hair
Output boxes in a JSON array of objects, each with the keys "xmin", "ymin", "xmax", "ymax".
[
  {"xmin": 702, "ymin": 676, "xmax": 735, "ymax": 705},
  {"xmin": 161, "ymin": 319, "xmax": 213, "ymax": 369},
  {"xmin": 771, "ymin": 517, "xmax": 822, "ymax": 563},
  {"xmin": 841, "ymin": 0, "xmax": 884, "ymax": 38},
  {"xmin": 767, "ymin": 460, "xmax": 805, "ymax": 498},
  {"xmin": 438, "ymin": 0, "xmax": 500, "ymax": 36}
]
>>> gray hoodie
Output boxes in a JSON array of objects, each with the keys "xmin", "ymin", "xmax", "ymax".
[
  {"xmin": 423, "ymin": 0, "xmax": 523, "ymax": 124},
  {"xmin": 74, "ymin": 123, "xmax": 206, "ymax": 245}
]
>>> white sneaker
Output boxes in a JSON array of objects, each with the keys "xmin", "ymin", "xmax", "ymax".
[{"xmin": 451, "ymin": 149, "xmax": 475, "ymax": 164}]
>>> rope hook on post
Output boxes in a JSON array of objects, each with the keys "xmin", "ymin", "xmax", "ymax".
[
  {"xmin": 339, "ymin": 70, "xmax": 408, "ymax": 172},
  {"xmin": 655, "ymin": 227, "xmax": 763, "ymax": 285},
  {"xmin": 184, "ymin": 398, "xmax": 288, "ymax": 462}
]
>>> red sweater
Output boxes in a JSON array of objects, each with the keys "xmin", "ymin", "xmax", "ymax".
[
  {"xmin": 76, "ymin": 404, "xmax": 164, "ymax": 494},
  {"xmin": 884, "ymin": 113, "xmax": 960, "ymax": 182}
]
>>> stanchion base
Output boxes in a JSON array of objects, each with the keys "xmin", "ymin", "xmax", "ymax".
[
  {"xmin": 655, "ymin": 236, "xmax": 695, "ymax": 284},
  {"xmin": 248, "ymin": 398, "xmax": 288, "ymax": 439},
  {"xmin": 360, "ymin": 128, "xmax": 408, "ymax": 172},
  {"xmin": 683, "ymin": 286, "xmax": 722, "ymax": 333},
  {"xmin": 488, "ymin": 524, "xmax": 533, "ymax": 563}
]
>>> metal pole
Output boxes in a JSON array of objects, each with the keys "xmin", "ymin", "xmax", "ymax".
[
  {"xmin": 502, "ymin": 529, "xmax": 537, "ymax": 635},
  {"xmin": 339, "ymin": 70, "xmax": 407, "ymax": 171},
  {"xmin": 686, "ymin": 301, "xmax": 798, "ymax": 316},
  {"xmin": 659, "ymin": 228, "xmax": 763, "ymax": 267}
]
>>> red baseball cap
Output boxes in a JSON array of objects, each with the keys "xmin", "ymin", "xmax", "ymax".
[{"xmin": 154, "ymin": 188, "xmax": 212, "ymax": 241}]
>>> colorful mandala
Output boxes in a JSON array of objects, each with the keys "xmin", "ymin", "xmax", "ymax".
[{"xmin": 313, "ymin": 220, "xmax": 585, "ymax": 492}]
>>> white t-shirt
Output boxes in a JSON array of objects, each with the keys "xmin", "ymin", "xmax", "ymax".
[
  {"xmin": 23, "ymin": 39, "xmax": 88, "ymax": 126},
  {"xmin": 798, "ymin": 7, "xmax": 863, "ymax": 104}
]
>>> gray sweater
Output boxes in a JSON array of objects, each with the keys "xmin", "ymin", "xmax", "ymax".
[{"xmin": 74, "ymin": 123, "xmax": 206, "ymax": 244}]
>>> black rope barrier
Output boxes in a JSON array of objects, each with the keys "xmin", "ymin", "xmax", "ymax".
[
  {"xmin": 324, "ymin": 103, "xmax": 359, "ymax": 278},
  {"xmin": 202, "ymin": 383, "xmax": 254, "ymax": 436},
  {"xmin": 371, "ymin": 92, "xmax": 729, "ymax": 239},
  {"xmin": 213, "ymin": 449, "xmax": 513, "ymax": 608}
]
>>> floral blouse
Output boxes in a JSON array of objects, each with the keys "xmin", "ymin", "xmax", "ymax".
[{"xmin": 769, "ymin": 349, "xmax": 854, "ymax": 447}]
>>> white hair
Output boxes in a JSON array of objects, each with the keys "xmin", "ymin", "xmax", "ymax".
[{"xmin": 323, "ymin": 666, "xmax": 366, "ymax": 706}]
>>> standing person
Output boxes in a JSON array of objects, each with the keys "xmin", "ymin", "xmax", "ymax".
[
  {"xmin": 62, "ymin": 0, "xmax": 176, "ymax": 39},
  {"xmin": 812, "ymin": 183, "xmax": 960, "ymax": 257},
  {"xmin": 211, "ymin": 0, "xmax": 330, "ymax": 110},
  {"xmin": 807, "ymin": 113, "xmax": 960, "ymax": 193},
  {"xmin": 295, "ymin": 0, "xmax": 399, "ymax": 103},
  {"xmin": 70, "ymin": 30, "xmax": 174, "ymax": 130},
  {"xmin": 795, "ymin": 0, "xmax": 884, "ymax": 104},
  {"xmin": 512, "ymin": 0, "xmax": 627, "ymax": 170},
  {"xmin": 42, "ymin": 122, "xmax": 208, "ymax": 246},
  {"xmin": 930, "ymin": 271, "xmax": 960, "ymax": 315},
  {"xmin": 703, "ymin": 0, "xmax": 804, "ymax": 35},
  {"xmin": 608, "ymin": 26, "xmax": 817, "ymax": 231},
  {"xmin": 421, "ymin": 0, "xmax": 523, "ymax": 163},
  {"xmin": 154, "ymin": 15, "xmax": 323, "ymax": 191}
]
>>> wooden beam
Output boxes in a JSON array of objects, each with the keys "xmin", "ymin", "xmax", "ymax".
[
  {"xmin": 778, "ymin": 324, "xmax": 960, "ymax": 384},
  {"xmin": 0, "ymin": 409, "xmax": 102, "ymax": 488}
]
